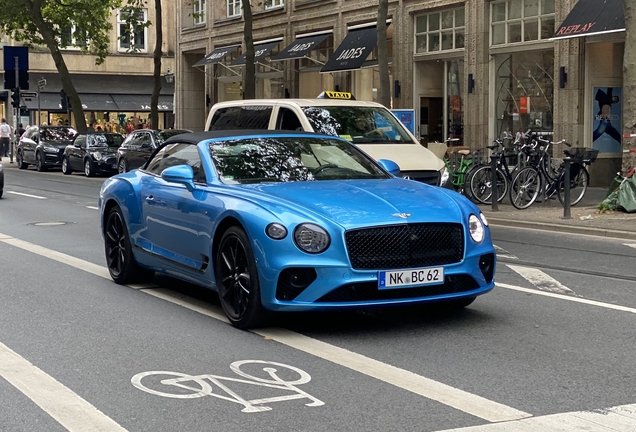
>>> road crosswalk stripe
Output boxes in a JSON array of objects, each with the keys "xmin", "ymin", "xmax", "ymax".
[
  {"xmin": 506, "ymin": 264, "xmax": 575, "ymax": 295},
  {"xmin": 493, "ymin": 244, "xmax": 518, "ymax": 260},
  {"xmin": 624, "ymin": 243, "xmax": 636, "ymax": 249},
  {"xmin": 433, "ymin": 403, "xmax": 636, "ymax": 431}
]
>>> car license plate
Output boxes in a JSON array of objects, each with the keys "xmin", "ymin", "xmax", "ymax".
[{"xmin": 378, "ymin": 266, "xmax": 444, "ymax": 289}]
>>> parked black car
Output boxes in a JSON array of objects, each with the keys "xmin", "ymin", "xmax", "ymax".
[
  {"xmin": 62, "ymin": 132, "xmax": 124, "ymax": 177},
  {"xmin": 116, "ymin": 129, "xmax": 192, "ymax": 173},
  {"xmin": 16, "ymin": 126, "xmax": 78, "ymax": 171}
]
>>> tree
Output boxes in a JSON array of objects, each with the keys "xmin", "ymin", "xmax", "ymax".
[
  {"xmin": 377, "ymin": 0, "xmax": 391, "ymax": 108},
  {"xmin": 243, "ymin": 0, "xmax": 256, "ymax": 99},
  {"xmin": 622, "ymin": 0, "xmax": 636, "ymax": 175},
  {"xmin": 0, "ymin": 0, "xmax": 120, "ymax": 132}
]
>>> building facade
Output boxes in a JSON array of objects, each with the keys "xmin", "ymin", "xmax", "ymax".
[
  {"xmin": 0, "ymin": 1, "xmax": 177, "ymax": 132},
  {"xmin": 176, "ymin": 0, "xmax": 626, "ymax": 186}
]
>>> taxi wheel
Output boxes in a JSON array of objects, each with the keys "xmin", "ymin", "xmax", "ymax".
[
  {"xmin": 104, "ymin": 206, "xmax": 153, "ymax": 284},
  {"xmin": 36, "ymin": 152, "xmax": 47, "ymax": 172},
  {"xmin": 16, "ymin": 150, "xmax": 28, "ymax": 169},
  {"xmin": 84, "ymin": 159, "xmax": 96, "ymax": 177},
  {"xmin": 62, "ymin": 157, "xmax": 73, "ymax": 175},
  {"xmin": 215, "ymin": 226, "xmax": 267, "ymax": 329}
]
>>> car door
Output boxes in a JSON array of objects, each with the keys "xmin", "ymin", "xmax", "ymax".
[
  {"xmin": 21, "ymin": 127, "xmax": 38, "ymax": 163},
  {"xmin": 138, "ymin": 142, "xmax": 215, "ymax": 275},
  {"xmin": 132, "ymin": 132, "xmax": 153, "ymax": 170},
  {"xmin": 69, "ymin": 135, "xmax": 87, "ymax": 170}
]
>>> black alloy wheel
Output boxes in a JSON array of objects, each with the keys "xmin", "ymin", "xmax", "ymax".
[
  {"xmin": 118, "ymin": 158, "xmax": 128, "ymax": 174},
  {"xmin": 104, "ymin": 206, "xmax": 153, "ymax": 284},
  {"xmin": 62, "ymin": 157, "xmax": 73, "ymax": 175},
  {"xmin": 215, "ymin": 226, "xmax": 267, "ymax": 329},
  {"xmin": 16, "ymin": 150, "xmax": 27, "ymax": 169},
  {"xmin": 36, "ymin": 151, "xmax": 47, "ymax": 172}
]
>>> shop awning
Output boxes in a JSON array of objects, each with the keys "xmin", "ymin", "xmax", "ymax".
[
  {"xmin": 321, "ymin": 26, "xmax": 377, "ymax": 73},
  {"xmin": 110, "ymin": 94, "xmax": 173, "ymax": 112},
  {"xmin": 193, "ymin": 45, "xmax": 240, "ymax": 67},
  {"xmin": 552, "ymin": 0, "xmax": 625, "ymax": 40},
  {"xmin": 79, "ymin": 94, "xmax": 118, "ymax": 111},
  {"xmin": 271, "ymin": 33, "xmax": 330, "ymax": 61},
  {"xmin": 230, "ymin": 40, "xmax": 282, "ymax": 66},
  {"xmin": 23, "ymin": 93, "xmax": 64, "ymax": 110}
]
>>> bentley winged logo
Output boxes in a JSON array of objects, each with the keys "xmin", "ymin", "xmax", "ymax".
[{"xmin": 391, "ymin": 213, "xmax": 412, "ymax": 219}]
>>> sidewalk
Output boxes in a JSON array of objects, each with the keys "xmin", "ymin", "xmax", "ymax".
[{"xmin": 479, "ymin": 187, "xmax": 636, "ymax": 240}]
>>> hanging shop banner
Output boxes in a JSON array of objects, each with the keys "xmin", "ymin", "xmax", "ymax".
[{"xmin": 592, "ymin": 86, "xmax": 622, "ymax": 153}]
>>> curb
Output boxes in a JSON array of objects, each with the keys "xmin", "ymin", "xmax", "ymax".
[{"xmin": 488, "ymin": 217, "xmax": 636, "ymax": 240}]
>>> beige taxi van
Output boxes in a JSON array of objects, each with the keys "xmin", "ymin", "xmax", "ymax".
[{"xmin": 204, "ymin": 92, "xmax": 448, "ymax": 187}]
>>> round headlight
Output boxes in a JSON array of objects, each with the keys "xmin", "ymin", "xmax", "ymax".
[
  {"xmin": 468, "ymin": 214, "xmax": 485, "ymax": 243},
  {"xmin": 266, "ymin": 223, "xmax": 287, "ymax": 240},
  {"xmin": 480, "ymin": 212, "xmax": 489, "ymax": 227},
  {"xmin": 92, "ymin": 151, "xmax": 103, "ymax": 160},
  {"xmin": 293, "ymin": 223, "xmax": 330, "ymax": 254}
]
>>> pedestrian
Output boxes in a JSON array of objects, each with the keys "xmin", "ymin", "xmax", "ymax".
[
  {"xmin": 57, "ymin": 119, "xmax": 63, "ymax": 126},
  {"xmin": 17, "ymin": 123, "xmax": 26, "ymax": 140},
  {"xmin": 0, "ymin": 118, "xmax": 12, "ymax": 159}
]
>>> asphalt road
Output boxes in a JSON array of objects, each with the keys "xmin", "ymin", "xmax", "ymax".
[{"xmin": 1, "ymin": 165, "xmax": 635, "ymax": 432}]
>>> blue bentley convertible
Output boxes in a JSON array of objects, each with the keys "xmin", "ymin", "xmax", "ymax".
[{"xmin": 99, "ymin": 131, "xmax": 495, "ymax": 328}]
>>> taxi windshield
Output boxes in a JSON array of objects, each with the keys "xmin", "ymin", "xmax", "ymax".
[
  {"xmin": 209, "ymin": 136, "xmax": 390, "ymax": 184},
  {"xmin": 301, "ymin": 106, "xmax": 415, "ymax": 144}
]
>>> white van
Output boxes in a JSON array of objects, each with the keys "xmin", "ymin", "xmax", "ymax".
[{"xmin": 204, "ymin": 92, "xmax": 448, "ymax": 187}]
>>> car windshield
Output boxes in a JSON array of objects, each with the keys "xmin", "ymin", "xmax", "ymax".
[
  {"xmin": 301, "ymin": 106, "xmax": 416, "ymax": 144},
  {"xmin": 209, "ymin": 136, "xmax": 390, "ymax": 184},
  {"xmin": 157, "ymin": 130, "xmax": 191, "ymax": 145},
  {"xmin": 90, "ymin": 134, "xmax": 123, "ymax": 148},
  {"xmin": 41, "ymin": 128, "xmax": 77, "ymax": 142}
]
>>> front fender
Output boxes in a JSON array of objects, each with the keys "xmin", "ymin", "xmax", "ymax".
[{"xmin": 99, "ymin": 175, "xmax": 144, "ymax": 242}]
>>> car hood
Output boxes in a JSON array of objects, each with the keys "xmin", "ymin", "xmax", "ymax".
[
  {"xmin": 43, "ymin": 141, "xmax": 74, "ymax": 149},
  {"xmin": 240, "ymin": 178, "xmax": 464, "ymax": 228},
  {"xmin": 88, "ymin": 147, "xmax": 119, "ymax": 155}
]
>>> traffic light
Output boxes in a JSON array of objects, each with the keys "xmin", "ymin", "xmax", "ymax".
[{"xmin": 11, "ymin": 88, "xmax": 20, "ymax": 108}]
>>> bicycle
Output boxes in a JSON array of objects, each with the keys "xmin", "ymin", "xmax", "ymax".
[
  {"xmin": 508, "ymin": 137, "xmax": 597, "ymax": 210},
  {"xmin": 467, "ymin": 136, "xmax": 532, "ymax": 205},
  {"xmin": 441, "ymin": 138, "xmax": 473, "ymax": 193}
]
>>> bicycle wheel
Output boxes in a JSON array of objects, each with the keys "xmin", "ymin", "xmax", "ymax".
[
  {"xmin": 557, "ymin": 164, "xmax": 589, "ymax": 207},
  {"xmin": 460, "ymin": 163, "xmax": 481, "ymax": 201},
  {"xmin": 469, "ymin": 166, "xmax": 508, "ymax": 205},
  {"xmin": 509, "ymin": 166, "xmax": 541, "ymax": 210}
]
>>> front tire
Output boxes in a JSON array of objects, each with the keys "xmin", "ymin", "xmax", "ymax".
[
  {"xmin": 509, "ymin": 166, "xmax": 541, "ymax": 210},
  {"xmin": 215, "ymin": 226, "xmax": 267, "ymax": 329},
  {"xmin": 84, "ymin": 159, "xmax": 96, "ymax": 177},
  {"xmin": 36, "ymin": 151, "xmax": 47, "ymax": 172},
  {"xmin": 118, "ymin": 158, "xmax": 128, "ymax": 174},
  {"xmin": 557, "ymin": 165, "xmax": 589, "ymax": 207},
  {"xmin": 62, "ymin": 157, "xmax": 73, "ymax": 175},
  {"xmin": 469, "ymin": 166, "xmax": 507, "ymax": 205},
  {"xmin": 16, "ymin": 150, "xmax": 28, "ymax": 169},
  {"xmin": 104, "ymin": 206, "xmax": 153, "ymax": 284}
]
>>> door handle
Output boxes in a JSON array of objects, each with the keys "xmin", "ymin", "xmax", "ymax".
[{"xmin": 145, "ymin": 195, "xmax": 155, "ymax": 203}]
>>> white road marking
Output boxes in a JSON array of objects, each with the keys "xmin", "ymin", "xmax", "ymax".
[
  {"xmin": 624, "ymin": 243, "xmax": 636, "ymax": 249},
  {"xmin": 7, "ymin": 191, "xmax": 47, "ymax": 199},
  {"xmin": 493, "ymin": 244, "xmax": 518, "ymax": 260},
  {"xmin": 3, "ymin": 232, "xmax": 636, "ymax": 423},
  {"xmin": 433, "ymin": 403, "xmax": 636, "ymax": 431},
  {"xmin": 0, "ymin": 341, "xmax": 127, "ymax": 432},
  {"xmin": 506, "ymin": 264, "xmax": 575, "ymax": 295},
  {"xmin": 497, "ymin": 282, "xmax": 636, "ymax": 314},
  {"xmin": 86, "ymin": 206, "xmax": 99, "ymax": 210}
]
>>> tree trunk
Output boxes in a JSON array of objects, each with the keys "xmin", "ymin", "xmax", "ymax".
[
  {"xmin": 377, "ymin": 0, "xmax": 391, "ymax": 108},
  {"xmin": 150, "ymin": 0, "xmax": 162, "ymax": 129},
  {"xmin": 243, "ymin": 0, "xmax": 256, "ymax": 99},
  {"xmin": 23, "ymin": 0, "xmax": 86, "ymax": 132},
  {"xmin": 622, "ymin": 0, "xmax": 636, "ymax": 174}
]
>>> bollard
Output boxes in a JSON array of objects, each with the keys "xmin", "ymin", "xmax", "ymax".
[
  {"xmin": 490, "ymin": 154, "xmax": 499, "ymax": 212},
  {"xmin": 9, "ymin": 140, "xmax": 14, "ymax": 163},
  {"xmin": 562, "ymin": 157, "xmax": 572, "ymax": 219}
]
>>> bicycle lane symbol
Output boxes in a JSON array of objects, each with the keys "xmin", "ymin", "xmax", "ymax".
[{"xmin": 131, "ymin": 360, "xmax": 325, "ymax": 413}]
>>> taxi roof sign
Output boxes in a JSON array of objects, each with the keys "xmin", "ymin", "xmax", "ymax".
[{"xmin": 317, "ymin": 91, "xmax": 356, "ymax": 100}]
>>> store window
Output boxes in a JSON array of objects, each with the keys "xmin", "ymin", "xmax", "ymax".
[
  {"xmin": 491, "ymin": 0, "xmax": 555, "ymax": 46},
  {"xmin": 193, "ymin": 0, "xmax": 205, "ymax": 25},
  {"xmin": 228, "ymin": 0, "xmax": 241, "ymax": 18},
  {"xmin": 447, "ymin": 60, "xmax": 464, "ymax": 143},
  {"xmin": 265, "ymin": 0, "xmax": 283, "ymax": 9},
  {"xmin": 118, "ymin": 8, "xmax": 147, "ymax": 52},
  {"xmin": 493, "ymin": 51, "xmax": 554, "ymax": 139},
  {"xmin": 415, "ymin": 7, "xmax": 465, "ymax": 54}
]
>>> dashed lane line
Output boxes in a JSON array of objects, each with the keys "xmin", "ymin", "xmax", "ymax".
[
  {"xmin": 86, "ymin": 205, "xmax": 99, "ymax": 210},
  {"xmin": 7, "ymin": 191, "xmax": 47, "ymax": 199},
  {"xmin": 506, "ymin": 264, "xmax": 576, "ymax": 295},
  {"xmin": 493, "ymin": 244, "xmax": 518, "ymax": 260},
  {"xmin": 0, "ymin": 341, "xmax": 127, "ymax": 431}
]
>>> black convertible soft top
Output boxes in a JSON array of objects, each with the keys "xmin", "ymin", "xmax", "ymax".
[{"xmin": 163, "ymin": 130, "xmax": 322, "ymax": 146}]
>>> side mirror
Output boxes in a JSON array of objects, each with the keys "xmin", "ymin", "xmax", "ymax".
[
  {"xmin": 377, "ymin": 159, "xmax": 401, "ymax": 176},
  {"xmin": 161, "ymin": 164, "xmax": 195, "ymax": 191}
]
